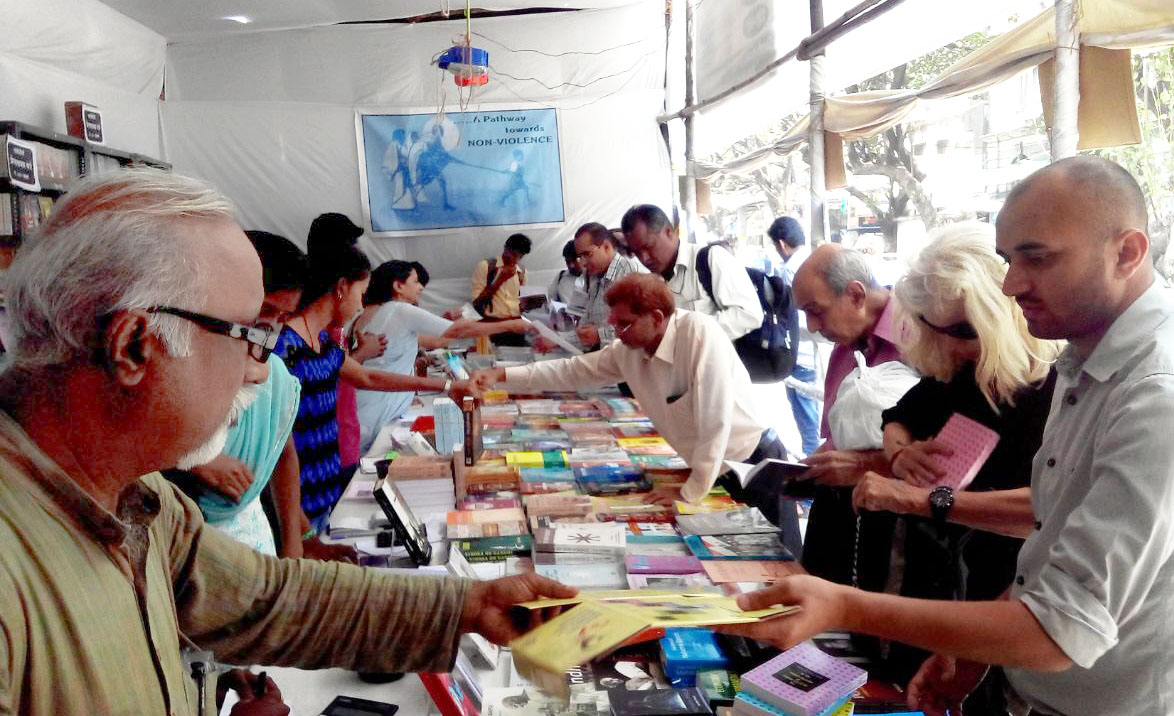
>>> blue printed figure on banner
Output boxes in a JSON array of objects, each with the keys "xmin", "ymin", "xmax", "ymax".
[{"xmin": 361, "ymin": 109, "xmax": 565, "ymax": 234}]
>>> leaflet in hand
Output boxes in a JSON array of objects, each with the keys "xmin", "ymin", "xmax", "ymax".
[{"xmin": 522, "ymin": 316, "xmax": 584, "ymax": 355}]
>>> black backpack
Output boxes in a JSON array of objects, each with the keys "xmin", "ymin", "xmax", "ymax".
[{"xmin": 695, "ymin": 243, "xmax": 800, "ymax": 383}]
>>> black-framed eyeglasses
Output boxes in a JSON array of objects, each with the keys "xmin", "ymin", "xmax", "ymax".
[
  {"xmin": 574, "ymin": 244, "xmax": 601, "ymax": 261},
  {"xmin": 148, "ymin": 306, "xmax": 278, "ymax": 362},
  {"xmin": 918, "ymin": 314, "xmax": 979, "ymax": 341}
]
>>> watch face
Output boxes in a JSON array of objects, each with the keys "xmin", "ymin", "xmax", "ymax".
[{"xmin": 930, "ymin": 487, "xmax": 954, "ymax": 509}]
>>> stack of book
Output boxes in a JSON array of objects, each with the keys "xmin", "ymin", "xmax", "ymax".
[
  {"xmin": 531, "ymin": 522, "xmax": 628, "ymax": 587},
  {"xmin": 734, "ymin": 642, "xmax": 868, "ymax": 716}
]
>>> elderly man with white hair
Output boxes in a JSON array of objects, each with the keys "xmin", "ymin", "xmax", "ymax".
[{"xmin": 0, "ymin": 169, "xmax": 573, "ymax": 716}]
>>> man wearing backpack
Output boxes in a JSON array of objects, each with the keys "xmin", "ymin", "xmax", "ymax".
[
  {"xmin": 621, "ymin": 205, "xmax": 763, "ymax": 341},
  {"xmin": 471, "ymin": 233, "xmax": 530, "ymax": 346},
  {"xmin": 768, "ymin": 216, "xmax": 820, "ymax": 456}
]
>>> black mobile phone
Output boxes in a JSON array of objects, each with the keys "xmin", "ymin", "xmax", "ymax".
[{"xmin": 320, "ymin": 695, "xmax": 399, "ymax": 716}]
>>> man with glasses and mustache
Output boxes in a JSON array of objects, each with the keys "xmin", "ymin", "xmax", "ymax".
[{"xmin": 0, "ymin": 169, "xmax": 575, "ymax": 716}]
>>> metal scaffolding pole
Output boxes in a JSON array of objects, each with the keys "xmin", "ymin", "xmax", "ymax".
[
  {"xmin": 682, "ymin": 0, "xmax": 697, "ymax": 242},
  {"xmin": 809, "ymin": 0, "xmax": 829, "ymax": 244},
  {"xmin": 1052, "ymin": 0, "xmax": 1080, "ymax": 160}
]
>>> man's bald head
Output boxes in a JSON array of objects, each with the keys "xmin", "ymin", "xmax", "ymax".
[{"xmin": 1003, "ymin": 155, "xmax": 1148, "ymax": 243}]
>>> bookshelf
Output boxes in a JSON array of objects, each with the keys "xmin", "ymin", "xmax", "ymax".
[
  {"xmin": 0, "ymin": 120, "xmax": 170, "ymax": 358},
  {"xmin": 0, "ymin": 120, "xmax": 171, "ymax": 248}
]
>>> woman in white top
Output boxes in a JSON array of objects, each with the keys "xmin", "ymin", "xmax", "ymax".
[{"xmin": 354, "ymin": 260, "xmax": 530, "ymax": 450}]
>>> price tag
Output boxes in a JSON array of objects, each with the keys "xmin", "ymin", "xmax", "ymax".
[{"xmin": 5, "ymin": 137, "xmax": 39, "ymax": 192}]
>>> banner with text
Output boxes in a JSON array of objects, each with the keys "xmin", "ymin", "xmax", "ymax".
[{"xmin": 358, "ymin": 108, "xmax": 565, "ymax": 235}]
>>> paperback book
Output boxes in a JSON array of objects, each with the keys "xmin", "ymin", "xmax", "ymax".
[
  {"xmin": 685, "ymin": 534, "xmax": 795, "ymax": 561},
  {"xmin": 740, "ymin": 642, "xmax": 868, "ymax": 716},
  {"xmin": 676, "ymin": 508, "xmax": 781, "ymax": 536}
]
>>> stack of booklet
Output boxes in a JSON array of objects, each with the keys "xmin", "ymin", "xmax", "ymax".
[{"xmin": 734, "ymin": 642, "xmax": 868, "ymax": 716}]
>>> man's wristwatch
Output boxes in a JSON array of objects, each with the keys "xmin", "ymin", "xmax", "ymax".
[
  {"xmin": 442, "ymin": 379, "xmax": 453, "ymax": 395},
  {"xmin": 929, "ymin": 485, "xmax": 954, "ymax": 525}
]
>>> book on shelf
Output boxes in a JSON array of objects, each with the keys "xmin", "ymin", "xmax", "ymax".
[
  {"xmin": 506, "ymin": 450, "xmax": 569, "ymax": 468},
  {"xmin": 676, "ymin": 508, "xmax": 781, "ymax": 536},
  {"xmin": 700, "ymin": 561, "xmax": 801, "ymax": 584},
  {"xmin": 695, "ymin": 669, "xmax": 740, "ymax": 708},
  {"xmin": 739, "ymin": 642, "xmax": 868, "ymax": 716},
  {"xmin": 675, "ymin": 493, "xmax": 742, "ymax": 514},
  {"xmin": 732, "ymin": 692, "xmax": 854, "ymax": 716},
  {"xmin": 534, "ymin": 562, "xmax": 628, "ymax": 590},
  {"xmin": 446, "ymin": 521, "xmax": 528, "ymax": 538},
  {"xmin": 608, "ymin": 686, "xmax": 714, "ymax": 715},
  {"xmin": 685, "ymin": 534, "xmax": 795, "ymax": 561},
  {"xmin": 454, "ymin": 534, "xmax": 533, "ymax": 562},
  {"xmin": 533, "ymin": 522, "xmax": 627, "ymax": 555},
  {"xmin": 659, "ymin": 628, "xmax": 729, "ymax": 684},
  {"xmin": 625, "ymin": 554, "xmax": 704, "ymax": 575},
  {"xmin": 625, "ymin": 539, "xmax": 692, "ymax": 557},
  {"xmin": 459, "ymin": 493, "xmax": 521, "ymax": 510},
  {"xmin": 533, "ymin": 550, "xmax": 620, "ymax": 566},
  {"xmin": 461, "ymin": 395, "xmax": 483, "ymax": 466},
  {"xmin": 524, "ymin": 493, "xmax": 594, "ymax": 518},
  {"xmin": 481, "ymin": 686, "xmax": 608, "ymax": 716},
  {"xmin": 433, "ymin": 396, "xmax": 463, "ymax": 455},
  {"xmin": 626, "ymin": 573, "xmax": 716, "ymax": 591}
]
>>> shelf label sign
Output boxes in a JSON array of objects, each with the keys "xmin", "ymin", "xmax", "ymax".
[{"xmin": 5, "ymin": 137, "xmax": 40, "ymax": 192}]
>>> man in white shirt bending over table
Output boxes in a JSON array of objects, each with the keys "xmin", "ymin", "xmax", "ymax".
[{"xmin": 471, "ymin": 273, "xmax": 801, "ymax": 555}]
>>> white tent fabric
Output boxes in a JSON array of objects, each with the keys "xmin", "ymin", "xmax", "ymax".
[
  {"xmin": 696, "ymin": 0, "xmax": 1174, "ymax": 180},
  {"xmin": 161, "ymin": 3, "xmax": 670, "ymax": 311},
  {"xmin": 0, "ymin": 0, "xmax": 164, "ymax": 157}
]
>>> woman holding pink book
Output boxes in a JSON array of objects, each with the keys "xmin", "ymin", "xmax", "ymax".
[{"xmin": 849, "ymin": 222, "xmax": 1060, "ymax": 688}]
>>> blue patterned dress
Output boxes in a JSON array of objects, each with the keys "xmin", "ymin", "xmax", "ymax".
[{"xmin": 275, "ymin": 327, "xmax": 347, "ymax": 532}]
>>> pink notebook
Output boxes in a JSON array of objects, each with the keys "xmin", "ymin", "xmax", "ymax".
[
  {"xmin": 741, "ymin": 641, "xmax": 867, "ymax": 716},
  {"xmin": 931, "ymin": 413, "xmax": 1000, "ymax": 491}
]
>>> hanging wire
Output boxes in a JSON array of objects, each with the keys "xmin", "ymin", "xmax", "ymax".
[
  {"xmin": 472, "ymin": 31, "xmax": 648, "ymax": 58},
  {"xmin": 489, "ymin": 50, "xmax": 657, "ymax": 91}
]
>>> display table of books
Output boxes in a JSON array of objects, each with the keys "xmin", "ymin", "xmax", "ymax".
[{"xmin": 285, "ymin": 349, "xmax": 917, "ymax": 716}]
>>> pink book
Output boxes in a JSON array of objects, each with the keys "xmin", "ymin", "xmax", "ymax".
[
  {"xmin": 931, "ymin": 412, "xmax": 1000, "ymax": 491},
  {"xmin": 741, "ymin": 641, "xmax": 868, "ymax": 716},
  {"xmin": 625, "ymin": 554, "xmax": 704, "ymax": 574}
]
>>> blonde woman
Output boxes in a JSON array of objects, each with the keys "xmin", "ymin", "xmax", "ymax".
[{"xmin": 854, "ymin": 221, "xmax": 1059, "ymax": 594}]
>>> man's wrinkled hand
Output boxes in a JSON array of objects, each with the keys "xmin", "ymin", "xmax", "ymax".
[
  {"xmin": 190, "ymin": 455, "xmax": 255, "ymax": 502},
  {"xmin": 853, "ymin": 471, "xmax": 925, "ymax": 516},
  {"xmin": 801, "ymin": 450, "xmax": 868, "ymax": 487},
  {"xmin": 460, "ymin": 573, "xmax": 578, "ymax": 645},
  {"xmin": 642, "ymin": 484, "xmax": 683, "ymax": 506},
  {"xmin": 576, "ymin": 323, "xmax": 601, "ymax": 349}
]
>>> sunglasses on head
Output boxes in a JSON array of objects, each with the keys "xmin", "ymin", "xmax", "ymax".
[{"xmin": 918, "ymin": 314, "xmax": 979, "ymax": 340}]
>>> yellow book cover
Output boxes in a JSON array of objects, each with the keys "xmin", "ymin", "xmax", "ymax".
[
  {"xmin": 506, "ymin": 451, "xmax": 568, "ymax": 468},
  {"xmin": 511, "ymin": 600, "xmax": 649, "ymax": 698},
  {"xmin": 616, "ymin": 437, "xmax": 670, "ymax": 449},
  {"xmin": 510, "ymin": 592, "xmax": 800, "ymax": 699},
  {"xmin": 675, "ymin": 494, "xmax": 742, "ymax": 514}
]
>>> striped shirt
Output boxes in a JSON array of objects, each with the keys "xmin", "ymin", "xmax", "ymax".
[
  {"xmin": 0, "ymin": 410, "xmax": 470, "ymax": 716},
  {"xmin": 275, "ymin": 327, "xmax": 347, "ymax": 529}
]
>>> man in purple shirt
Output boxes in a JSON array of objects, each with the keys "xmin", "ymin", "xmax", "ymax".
[{"xmin": 790, "ymin": 244, "xmax": 906, "ymax": 587}]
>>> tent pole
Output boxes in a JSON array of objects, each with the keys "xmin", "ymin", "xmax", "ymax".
[
  {"xmin": 682, "ymin": 0, "xmax": 697, "ymax": 242},
  {"xmin": 809, "ymin": 0, "xmax": 829, "ymax": 245},
  {"xmin": 1051, "ymin": 0, "xmax": 1080, "ymax": 160}
]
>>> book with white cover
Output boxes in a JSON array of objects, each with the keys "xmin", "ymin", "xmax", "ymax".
[{"xmin": 533, "ymin": 522, "xmax": 626, "ymax": 555}]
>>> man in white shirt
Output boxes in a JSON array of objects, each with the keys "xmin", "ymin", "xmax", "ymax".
[
  {"xmin": 471, "ymin": 275, "xmax": 800, "ymax": 551},
  {"xmin": 717, "ymin": 156, "xmax": 1174, "ymax": 716},
  {"xmin": 621, "ymin": 205, "xmax": 763, "ymax": 341}
]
